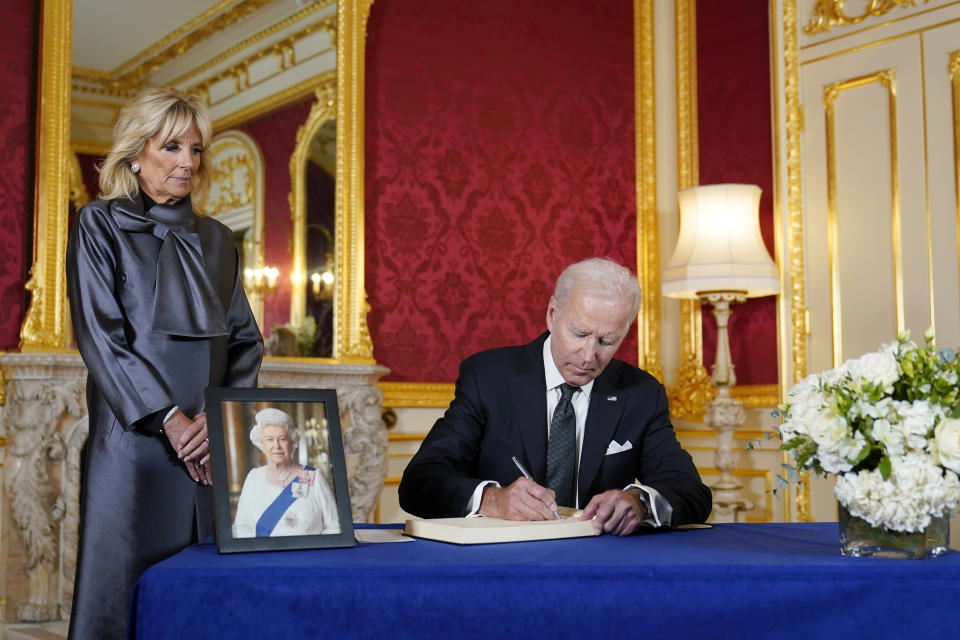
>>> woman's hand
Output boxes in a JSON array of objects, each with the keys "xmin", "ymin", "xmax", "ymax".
[
  {"xmin": 178, "ymin": 411, "xmax": 210, "ymax": 464},
  {"xmin": 162, "ymin": 409, "xmax": 212, "ymax": 485}
]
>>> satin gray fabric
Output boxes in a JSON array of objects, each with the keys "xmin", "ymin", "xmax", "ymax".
[{"xmin": 66, "ymin": 195, "xmax": 263, "ymax": 640}]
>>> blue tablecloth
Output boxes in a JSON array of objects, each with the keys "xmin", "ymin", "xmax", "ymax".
[{"xmin": 129, "ymin": 522, "xmax": 960, "ymax": 639}]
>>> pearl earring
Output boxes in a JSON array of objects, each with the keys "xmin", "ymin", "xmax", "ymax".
[{"xmin": 130, "ymin": 162, "xmax": 140, "ymax": 174}]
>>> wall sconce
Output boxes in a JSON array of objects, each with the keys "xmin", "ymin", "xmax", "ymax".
[
  {"xmin": 310, "ymin": 269, "xmax": 335, "ymax": 300},
  {"xmin": 244, "ymin": 266, "xmax": 279, "ymax": 295},
  {"xmin": 662, "ymin": 183, "xmax": 779, "ymax": 523}
]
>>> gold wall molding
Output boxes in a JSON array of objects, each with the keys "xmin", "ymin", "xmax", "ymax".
[
  {"xmin": 335, "ymin": 0, "xmax": 375, "ymax": 361},
  {"xmin": 212, "ymin": 69, "xmax": 336, "ymax": 132},
  {"xmin": 805, "ymin": 0, "xmax": 930, "ymax": 35},
  {"xmin": 73, "ymin": 0, "xmax": 277, "ymax": 93},
  {"xmin": 730, "ymin": 383, "xmax": 780, "ymax": 408},
  {"xmin": 823, "ymin": 69, "xmax": 902, "ymax": 367},
  {"xmin": 635, "ymin": 0, "xmax": 662, "ymax": 381},
  {"xmin": 186, "ymin": 16, "xmax": 336, "ymax": 110},
  {"xmin": 172, "ymin": 7, "xmax": 336, "ymax": 88},
  {"xmin": 669, "ymin": 0, "xmax": 715, "ymax": 421},
  {"xmin": 289, "ymin": 83, "xmax": 336, "ymax": 327},
  {"xmin": 68, "ymin": 152, "xmax": 90, "ymax": 211},
  {"xmin": 782, "ymin": 0, "xmax": 810, "ymax": 521},
  {"xmin": 71, "ymin": 141, "xmax": 111, "ymax": 157},
  {"xmin": 379, "ymin": 382, "xmax": 457, "ymax": 408},
  {"xmin": 950, "ymin": 50, "xmax": 960, "ymax": 299},
  {"xmin": 21, "ymin": 0, "xmax": 72, "ymax": 350},
  {"xmin": 379, "ymin": 382, "xmax": 777, "ymax": 410}
]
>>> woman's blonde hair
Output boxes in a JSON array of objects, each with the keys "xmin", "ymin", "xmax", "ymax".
[{"xmin": 98, "ymin": 86, "xmax": 213, "ymax": 201}]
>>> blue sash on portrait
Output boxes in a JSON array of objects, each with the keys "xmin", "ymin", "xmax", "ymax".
[{"xmin": 256, "ymin": 465, "xmax": 316, "ymax": 537}]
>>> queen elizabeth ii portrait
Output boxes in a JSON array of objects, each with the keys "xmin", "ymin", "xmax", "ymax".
[{"xmin": 232, "ymin": 408, "xmax": 341, "ymax": 537}]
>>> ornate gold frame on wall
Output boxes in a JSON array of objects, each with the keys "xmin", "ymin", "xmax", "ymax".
[
  {"xmin": 21, "ymin": 0, "xmax": 71, "ymax": 350},
  {"xmin": 21, "ymin": 0, "xmax": 376, "ymax": 363},
  {"xmin": 288, "ymin": 77, "xmax": 336, "ymax": 331},
  {"xmin": 668, "ymin": 0, "xmax": 717, "ymax": 421},
  {"xmin": 779, "ymin": 0, "xmax": 811, "ymax": 521}
]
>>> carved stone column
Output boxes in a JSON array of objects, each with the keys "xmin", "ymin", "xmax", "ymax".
[{"xmin": 0, "ymin": 353, "xmax": 87, "ymax": 623}]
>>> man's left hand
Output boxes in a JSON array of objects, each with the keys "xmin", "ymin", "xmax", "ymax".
[{"xmin": 580, "ymin": 488, "xmax": 646, "ymax": 536}]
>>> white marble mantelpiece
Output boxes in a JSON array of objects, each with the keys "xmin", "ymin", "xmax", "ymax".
[{"xmin": 0, "ymin": 352, "xmax": 389, "ymax": 624}]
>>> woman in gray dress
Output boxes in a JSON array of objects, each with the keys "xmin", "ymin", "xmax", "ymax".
[{"xmin": 66, "ymin": 86, "xmax": 263, "ymax": 640}]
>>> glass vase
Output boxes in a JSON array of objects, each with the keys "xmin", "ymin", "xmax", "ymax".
[{"xmin": 838, "ymin": 503, "xmax": 950, "ymax": 559}]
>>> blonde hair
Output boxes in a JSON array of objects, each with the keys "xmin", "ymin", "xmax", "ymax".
[{"xmin": 98, "ymin": 86, "xmax": 213, "ymax": 201}]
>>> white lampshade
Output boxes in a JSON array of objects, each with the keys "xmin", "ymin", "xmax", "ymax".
[{"xmin": 662, "ymin": 183, "xmax": 779, "ymax": 299}]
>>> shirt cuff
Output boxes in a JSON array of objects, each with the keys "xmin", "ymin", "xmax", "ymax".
[
  {"xmin": 465, "ymin": 480, "xmax": 501, "ymax": 517},
  {"xmin": 162, "ymin": 405, "xmax": 179, "ymax": 425},
  {"xmin": 625, "ymin": 483, "xmax": 673, "ymax": 527}
]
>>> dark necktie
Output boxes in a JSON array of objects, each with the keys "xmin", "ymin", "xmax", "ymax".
[{"xmin": 546, "ymin": 383, "xmax": 579, "ymax": 507}]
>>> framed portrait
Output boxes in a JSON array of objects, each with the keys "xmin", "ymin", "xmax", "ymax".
[{"xmin": 205, "ymin": 387, "xmax": 355, "ymax": 552}]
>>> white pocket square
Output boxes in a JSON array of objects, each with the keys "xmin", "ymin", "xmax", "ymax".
[{"xmin": 605, "ymin": 440, "xmax": 633, "ymax": 455}]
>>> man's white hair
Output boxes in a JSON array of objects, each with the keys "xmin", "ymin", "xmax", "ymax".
[
  {"xmin": 249, "ymin": 407, "xmax": 300, "ymax": 453},
  {"xmin": 552, "ymin": 257, "xmax": 641, "ymax": 319}
]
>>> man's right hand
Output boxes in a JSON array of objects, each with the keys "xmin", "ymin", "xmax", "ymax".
[{"xmin": 478, "ymin": 477, "xmax": 559, "ymax": 520}]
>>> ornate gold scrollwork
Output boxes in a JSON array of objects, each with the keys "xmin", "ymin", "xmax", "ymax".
[
  {"xmin": 289, "ymin": 82, "xmax": 337, "ymax": 329},
  {"xmin": 783, "ymin": 0, "xmax": 811, "ymax": 522},
  {"xmin": 804, "ymin": 0, "xmax": 928, "ymax": 35},
  {"xmin": 669, "ymin": 0, "xmax": 713, "ymax": 421},
  {"xmin": 635, "ymin": 0, "xmax": 662, "ymax": 381},
  {"xmin": 334, "ymin": 0, "xmax": 376, "ymax": 362},
  {"xmin": 68, "ymin": 151, "xmax": 91, "ymax": 213},
  {"xmin": 21, "ymin": 0, "xmax": 71, "ymax": 351},
  {"xmin": 951, "ymin": 51, "xmax": 960, "ymax": 289}
]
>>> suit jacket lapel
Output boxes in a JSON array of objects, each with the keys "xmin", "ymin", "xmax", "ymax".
[
  {"xmin": 578, "ymin": 368, "xmax": 625, "ymax": 505},
  {"xmin": 508, "ymin": 333, "xmax": 549, "ymax": 482}
]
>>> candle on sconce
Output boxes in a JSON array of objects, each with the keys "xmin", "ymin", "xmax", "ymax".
[
  {"xmin": 309, "ymin": 270, "xmax": 335, "ymax": 300},
  {"xmin": 243, "ymin": 266, "xmax": 280, "ymax": 294},
  {"xmin": 263, "ymin": 266, "xmax": 279, "ymax": 289}
]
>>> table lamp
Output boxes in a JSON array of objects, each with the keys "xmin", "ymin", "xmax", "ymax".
[{"xmin": 662, "ymin": 183, "xmax": 779, "ymax": 522}]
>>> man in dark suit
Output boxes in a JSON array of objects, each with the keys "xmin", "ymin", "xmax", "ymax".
[{"xmin": 399, "ymin": 258, "xmax": 712, "ymax": 535}]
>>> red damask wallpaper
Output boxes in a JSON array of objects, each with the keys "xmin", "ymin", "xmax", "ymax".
[
  {"xmin": 0, "ymin": 1, "xmax": 37, "ymax": 350},
  {"xmin": 366, "ymin": 0, "xmax": 638, "ymax": 382},
  {"xmin": 697, "ymin": 0, "xmax": 779, "ymax": 385}
]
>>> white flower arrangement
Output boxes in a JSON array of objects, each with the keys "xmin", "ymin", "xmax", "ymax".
[{"xmin": 777, "ymin": 329, "xmax": 960, "ymax": 533}]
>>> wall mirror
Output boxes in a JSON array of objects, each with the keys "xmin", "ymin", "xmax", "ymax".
[{"xmin": 25, "ymin": 0, "xmax": 374, "ymax": 362}]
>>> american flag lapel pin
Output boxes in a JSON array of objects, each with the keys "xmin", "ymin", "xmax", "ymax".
[{"xmin": 606, "ymin": 395, "xmax": 617, "ymax": 402}]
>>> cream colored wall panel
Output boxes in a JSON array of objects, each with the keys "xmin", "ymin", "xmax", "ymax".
[
  {"xmin": 920, "ymin": 21, "xmax": 960, "ymax": 348},
  {"xmin": 802, "ymin": 36, "xmax": 930, "ymax": 374},
  {"xmin": 832, "ymin": 79, "xmax": 899, "ymax": 359}
]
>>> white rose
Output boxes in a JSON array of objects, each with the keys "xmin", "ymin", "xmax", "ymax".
[
  {"xmin": 807, "ymin": 411, "xmax": 848, "ymax": 454},
  {"xmin": 871, "ymin": 419, "xmax": 904, "ymax": 456},
  {"xmin": 851, "ymin": 351, "xmax": 899, "ymax": 389},
  {"xmin": 934, "ymin": 418, "xmax": 960, "ymax": 474}
]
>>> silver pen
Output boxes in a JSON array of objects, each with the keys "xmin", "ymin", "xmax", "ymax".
[{"xmin": 512, "ymin": 456, "xmax": 561, "ymax": 520}]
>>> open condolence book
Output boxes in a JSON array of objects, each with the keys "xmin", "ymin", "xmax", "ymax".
[{"xmin": 404, "ymin": 508, "xmax": 600, "ymax": 544}]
